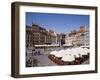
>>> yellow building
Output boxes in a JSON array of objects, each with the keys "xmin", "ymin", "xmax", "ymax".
[{"xmin": 65, "ymin": 26, "xmax": 88, "ymax": 47}]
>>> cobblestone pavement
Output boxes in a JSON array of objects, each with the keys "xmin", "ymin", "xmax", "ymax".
[{"xmin": 32, "ymin": 54, "xmax": 57, "ymax": 67}]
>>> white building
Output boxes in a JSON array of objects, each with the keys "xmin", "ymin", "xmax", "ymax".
[
  {"xmin": 84, "ymin": 31, "xmax": 90, "ymax": 46},
  {"xmin": 65, "ymin": 26, "xmax": 89, "ymax": 47}
]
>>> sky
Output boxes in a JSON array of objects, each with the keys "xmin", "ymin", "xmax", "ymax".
[{"xmin": 26, "ymin": 12, "xmax": 90, "ymax": 33}]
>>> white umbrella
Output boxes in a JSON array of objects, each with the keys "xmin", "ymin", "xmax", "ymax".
[
  {"xmin": 64, "ymin": 48, "xmax": 73, "ymax": 55},
  {"xmin": 58, "ymin": 50, "xmax": 65, "ymax": 53},
  {"xmin": 62, "ymin": 54, "xmax": 75, "ymax": 62},
  {"xmin": 79, "ymin": 48, "xmax": 88, "ymax": 55},
  {"xmin": 84, "ymin": 48, "xmax": 90, "ymax": 53},
  {"xmin": 50, "ymin": 51, "xmax": 57, "ymax": 55},
  {"xmin": 55, "ymin": 50, "xmax": 65, "ymax": 57},
  {"xmin": 55, "ymin": 53, "xmax": 64, "ymax": 57},
  {"xmin": 70, "ymin": 48, "xmax": 82, "ymax": 58}
]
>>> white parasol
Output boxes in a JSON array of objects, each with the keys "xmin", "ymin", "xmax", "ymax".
[{"xmin": 61, "ymin": 54, "xmax": 75, "ymax": 62}]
